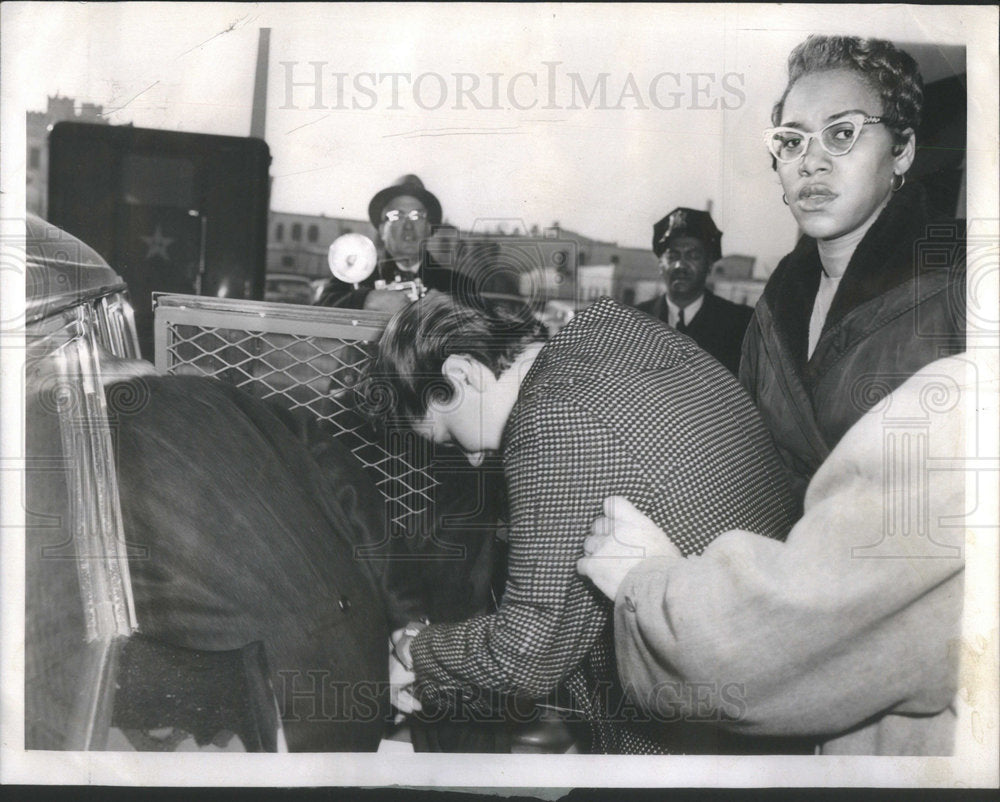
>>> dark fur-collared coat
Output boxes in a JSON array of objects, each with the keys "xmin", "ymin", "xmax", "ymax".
[{"xmin": 739, "ymin": 182, "xmax": 966, "ymax": 511}]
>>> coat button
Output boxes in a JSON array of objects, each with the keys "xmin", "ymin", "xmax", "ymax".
[
  {"xmin": 338, "ymin": 596, "xmax": 351, "ymax": 612},
  {"xmin": 624, "ymin": 596, "xmax": 636, "ymax": 613}
]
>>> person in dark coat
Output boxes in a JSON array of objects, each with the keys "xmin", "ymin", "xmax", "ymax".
[
  {"xmin": 579, "ymin": 34, "xmax": 967, "ymax": 757},
  {"xmin": 636, "ymin": 207, "xmax": 753, "ymax": 375},
  {"xmin": 109, "ymin": 375, "xmax": 392, "ymax": 751},
  {"xmin": 740, "ymin": 36, "xmax": 966, "ymax": 511},
  {"xmin": 316, "ymin": 174, "xmax": 470, "ymax": 312}
]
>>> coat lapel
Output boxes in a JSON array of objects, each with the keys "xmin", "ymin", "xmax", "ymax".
[
  {"xmin": 686, "ymin": 290, "xmax": 714, "ymax": 335},
  {"xmin": 824, "ymin": 184, "xmax": 930, "ymax": 331},
  {"xmin": 753, "ymin": 299, "xmax": 831, "ymax": 466},
  {"xmin": 648, "ymin": 293, "xmax": 670, "ymax": 326},
  {"xmin": 809, "ymin": 184, "xmax": 956, "ymax": 373},
  {"xmin": 763, "ymin": 235, "xmax": 822, "ymax": 375}
]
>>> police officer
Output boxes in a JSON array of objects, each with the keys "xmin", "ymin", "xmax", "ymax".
[{"xmin": 637, "ymin": 207, "xmax": 752, "ymax": 375}]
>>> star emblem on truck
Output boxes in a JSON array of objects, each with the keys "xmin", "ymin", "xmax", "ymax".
[{"xmin": 141, "ymin": 224, "xmax": 174, "ymax": 261}]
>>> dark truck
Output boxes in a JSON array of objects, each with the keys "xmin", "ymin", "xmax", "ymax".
[{"xmin": 47, "ymin": 121, "xmax": 271, "ymax": 360}]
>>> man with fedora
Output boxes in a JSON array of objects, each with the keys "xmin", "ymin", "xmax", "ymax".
[
  {"xmin": 317, "ymin": 174, "xmax": 467, "ymax": 311},
  {"xmin": 636, "ymin": 207, "xmax": 752, "ymax": 375}
]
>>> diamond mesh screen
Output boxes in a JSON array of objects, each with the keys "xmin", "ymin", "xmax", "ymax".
[{"xmin": 153, "ymin": 295, "xmax": 437, "ymax": 532}]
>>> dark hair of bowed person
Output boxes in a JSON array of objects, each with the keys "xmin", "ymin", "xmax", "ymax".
[
  {"xmin": 359, "ymin": 292, "xmax": 546, "ymax": 428},
  {"xmin": 772, "ymin": 35, "xmax": 924, "ymax": 153}
]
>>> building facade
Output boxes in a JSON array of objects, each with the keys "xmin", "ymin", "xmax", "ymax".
[
  {"xmin": 710, "ymin": 255, "xmax": 768, "ymax": 307},
  {"xmin": 264, "ymin": 209, "xmax": 771, "ymax": 309},
  {"xmin": 266, "ymin": 211, "xmax": 377, "ymax": 277},
  {"xmin": 27, "ymin": 96, "xmax": 111, "ymax": 217}
]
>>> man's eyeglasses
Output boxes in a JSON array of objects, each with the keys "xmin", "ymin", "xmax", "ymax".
[
  {"xmin": 763, "ymin": 113, "xmax": 883, "ymax": 163},
  {"xmin": 383, "ymin": 209, "xmax": 428, "ymax": 223}
]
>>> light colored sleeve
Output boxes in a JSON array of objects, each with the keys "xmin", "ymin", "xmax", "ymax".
[{"xmin": 615, "ymin": 356, "xmax": 968, "ymax": 737}]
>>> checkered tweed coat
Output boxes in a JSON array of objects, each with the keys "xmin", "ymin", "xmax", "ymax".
[{"xmin": 409, "ymin": 297, "xmax": 796, "ymax": 753}]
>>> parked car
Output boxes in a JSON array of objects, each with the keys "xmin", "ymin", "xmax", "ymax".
[
  {"xmin": 24, "ymin": 213, "xmax": 282, "ymax": 752},
  {"xmin": 310, "ymin": 276, "xmax": 329, "ymax": 303},
  {"xmin": 264, "ymin": 272, "xmax": 314, "ymax": 305},
  {"xmin": 23, "ymin": 214, "xmax": 583, "ymax": 755}
]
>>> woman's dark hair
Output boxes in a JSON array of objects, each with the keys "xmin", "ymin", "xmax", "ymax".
[
  {"xmin": 360, "ymin": 292, "xmax": 545, "ymax": 426},
  {"xmin": 772, "ymin": 35, "xmax": 924, "ymax": 151}
]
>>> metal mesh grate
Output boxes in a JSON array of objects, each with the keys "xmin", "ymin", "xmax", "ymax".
[{"xmin": 153, "ymin": 295, "xmax": 438, "ymax": 531}]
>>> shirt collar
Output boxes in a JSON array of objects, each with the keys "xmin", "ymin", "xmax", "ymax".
[{"xmin": 665, "ymin": 293, "xmax": 704, "ymax": 326}]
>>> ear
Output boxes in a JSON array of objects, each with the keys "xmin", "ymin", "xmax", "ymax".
[
  {"xmin": 441, "ymin": 354, "xmax": 489, "ymax": 392},
  {"xmin": 893, "ymin": 128, "xmax": 916, "ymax": 175}
]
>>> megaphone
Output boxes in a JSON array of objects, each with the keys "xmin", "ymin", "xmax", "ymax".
[{"xmin": 327, "ymin": 233, "xmax": 378, "ymax": 287}]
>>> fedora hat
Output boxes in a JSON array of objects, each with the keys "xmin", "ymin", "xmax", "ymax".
[{"xmin": 368, "ymin": 174, "xmax": 443, "ymax": 227}]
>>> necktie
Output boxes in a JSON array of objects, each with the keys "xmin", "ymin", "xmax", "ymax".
[{"xmin": 676, "ymin": 309, "xmax": 687, "ymax": 333}]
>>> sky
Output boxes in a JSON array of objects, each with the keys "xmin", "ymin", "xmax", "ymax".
[{"xmin": 2, "ymin": 2, "xmax": 996, "ymax": 277}]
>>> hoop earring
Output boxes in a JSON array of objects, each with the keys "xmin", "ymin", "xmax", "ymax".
[
  {"xmin": 782, "ymin": 194, "xmax": 789, "ymax": 206},
  {"xmin": 891, "ymin": 173, "xmax": 906, "ymax": 192}
]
